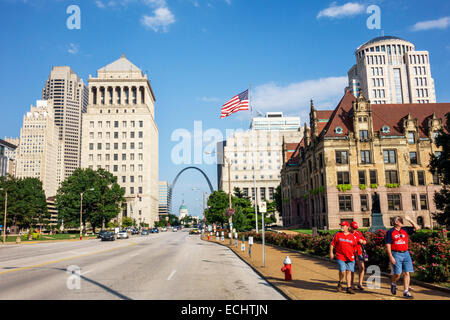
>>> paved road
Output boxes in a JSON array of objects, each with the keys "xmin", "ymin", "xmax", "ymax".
[{"xmin": 0, "ymin": 230, "xmax": 285, "ymax": 300}]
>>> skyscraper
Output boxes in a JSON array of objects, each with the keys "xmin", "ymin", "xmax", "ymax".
[
  {"xmin": 15, "ymin": 100, "xmax": 60, "ymax": 197},
  {"xmin": 347, "ymin": 36, "xmax": 436, "ymax": 104},
  {"xmin": 42, "ymin": 66, "xmax": 88, "ymax": 186},
  {"xmin": 159, "ymin": 181, "xmax": 172, "ymax": 217},
  {"xmin": 80, "ymin": 54, "xmax": 159, "ymax": 228}
]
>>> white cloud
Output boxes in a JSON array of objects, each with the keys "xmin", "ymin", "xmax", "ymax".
[
  {"xmin": 252, "ymin": 76, "xmax": 348, "ymax": 119},
  {"xmin": 317, "ymin": 2, "xmax": 365, "ymax": 19},
  {"xmin": 197, "ymin": 96, "xmax": 219, "ymax": 102},
  {"xmin": 411, "ymin": 17, "xmax": 450, "ymax": 31},
  {"xmin": 67, "ymin": 43, "xmax": 79, "ymax": 55},
  {"xmin": 141, "ymin": 6, "xmax": 175, "ymax": 32}
]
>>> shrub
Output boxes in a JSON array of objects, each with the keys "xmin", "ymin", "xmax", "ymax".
[
  {"xmin": 337, "ymin": 184, "xmax": 352, "ymax": 192},
  {"xmin": 370, "ymin": 183, "xmax": 378, "ymax": 189},
  {"xmin": 359, "ymin": 184, "xmax": 367, "ymax": 190}
]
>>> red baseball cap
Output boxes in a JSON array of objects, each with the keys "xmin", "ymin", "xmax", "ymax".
[
  {"xmin": 340, "ymin": 221, "xmax": 350, "ymax": 227},
  {"xmin": 351, "ymin": 221, "xmax": 358, "ymax": 229}
]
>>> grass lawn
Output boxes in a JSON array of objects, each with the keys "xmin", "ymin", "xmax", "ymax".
[{"xmin": 4, "ymin": 233, "xmax": 97, "ymax": 242}]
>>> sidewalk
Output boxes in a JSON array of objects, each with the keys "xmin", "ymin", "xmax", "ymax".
[{"xmin": 203, "ymin": 235, "xmax": 450, "ymax": 300}]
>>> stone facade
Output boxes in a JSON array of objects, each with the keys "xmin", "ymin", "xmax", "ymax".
[
  {"xmin": 281, "ymin": 91, "xmax": 448, "ymax": 230},
  {"xmin": 80, "ymin": 55, "xmax": 159, "ymax": 228}
]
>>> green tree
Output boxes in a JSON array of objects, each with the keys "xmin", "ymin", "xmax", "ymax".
[
  {"xmin": 0, "ymin": 176, "xmax": 48, "ymax": 230},
  {"xmin": 274, "ymin": 184, "xmax": 282, "ymax": 214},
  {"xmin": 204, "ymin": 190, "xmax": 229, "ymax": 226},
  {"xmin": 429, "ymin": 112, "xmax": 450, "ymax": 227},
  {"xmin": 122, "ymin": 217, "xmax": 133, "ymax": 228},
  {"xmin": 55, "ymin": 168, "xmax": 125, "ymax": 232}
]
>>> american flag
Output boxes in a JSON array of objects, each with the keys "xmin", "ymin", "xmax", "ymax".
[{"xmin": 220, "ymin": 89, "xmax": 249, "ymax": 119}]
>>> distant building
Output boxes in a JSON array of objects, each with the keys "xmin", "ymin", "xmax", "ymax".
[
  {"xmin": 179, "ymin": 201, "xmax": 188, "ymax": 220},
  {"xmin": 347, "ymin": 36, "xmax": 436, "ymax": 104},
  {"xmin": 0, "ymin": 138, "xmax": 17, "ymax": 177},
  {"xmin": 281, "ymin": 91, "xmax": 447, "ymax": 230},
  {"xmin": 159, "ymin": 181, "xmax": 172, "ymax": 217},
  {"xmin": 15, "ymin": 100, "xmax": 60, "ymax": 197},
  {"xmin": 217, "ymin": 112, "xmax": 303, "ymax": 225}
]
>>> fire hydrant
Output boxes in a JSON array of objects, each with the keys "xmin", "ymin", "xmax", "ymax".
[{"xmin": 281, "ymin": 256, "xmax": 292, "ymax": 281}]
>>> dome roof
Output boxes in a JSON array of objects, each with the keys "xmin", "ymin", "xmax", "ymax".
[{"xmin": 357, "ymin": 36, "xmax": 413, "ymax": 51}]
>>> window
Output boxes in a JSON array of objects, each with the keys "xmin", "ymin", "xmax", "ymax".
[
  {"xmin": 138, "ymin": 142, "xmax": 143, "ymax": 149},
  {"xmin": 336, "ymin": 150, "xmax": 348, "ymax": 164},
  {"xmin": 114, "ymin": 154, "xmax": 118, "ymax": 161},
  {"xmin": 122, "ymin": 154, "xmax": 126, "ymax": 161},
  {"xmin": 97, "ymin": 143, "xmax": 102, "ymax": 150},
  {"xmin": 363, "ymin": 218, "xmax": 370, "ymax": 227},
  {"xmin": 139, "ymin": 131, "xmax": 143, "ymax": 138},
  {"xmin": 337, "ymin": 172, "xmax": 350, "ymax": 185},
  {"xmin": 360, "ymin": 194, "xmax": 368, "ymax": 211},
  {"xmin": 409, "ymin": 171, "xmax": 415, "ymax": 186},
  {"xmin": 409, "ymin": 152, "xmax": 418, "ymax": 164},
  {"xmin": 387, "ymin": 194, "xmax": 401, "ymax": 211},
  {"xmin": 383, "ymin": 150, "xmax": 396, "ymax": 163},
  {"xmin": 339, "ymin": 195, "xmax": 352, "ymax": 212},
  {"xmin": 122, "ymin": 143, "xmax": 126, "ymax": 150},
  {"xmin": 106, "ymin": 132, "xmax": 110, "ymax": 139},
  {"xmin": 130, "ymin": 187, "xmax": 134, "ymax": 195},
  {"xmin": 260, "ymin": 187, "xmax": 266, "ymax": 200},
  {"xmin": 114, "ymin": 143, "xmax": 118, "ymax": 150},
  {"xmin": 369, "ymin": 170, "xmax": 377, "ymax": 185},
  {"xmin": 138, "ymin": 187, "xmax": 143, "ymax": 194},
  {"xmin": 269, "ymin": 187, "xmax": 274, "ymax": 200},
  {"xmin": 139, "ymin": 121, "xmax": 143, "ymax": 128},
  {"xmin": 358, "ymin": 170, "xmax": 366, "ymax": 185},
  {"xmin": 130, "ymin": 132, "xmax": 135, "ymax": 139},
  {"xmin": 359, "ymin": 130, "xmax": 369, "ymax": 140},
  {"xmin": 114, "ymin": 132, "xmax": 118, "ymax": 139},
  {"xmin": 122, "ymin": 132, "xmax": 127, "ymax": 139},
  {"xmin": 417, "ymin": 171, "xmax": 425, "ymax": 185},
  {"xmin": 243, "ymin": 188, "xmax": 249, "ymax": 197},
  {"xmin": 114, "ymin": 121, "xmax": 119, "ymax": 128},
  {"xmin": 122, "ymin": 176, "xmax": 126, "ymax": 183},
  {"xmin": 130, "ymin": 176, "xmax": 135, "ymax": 183},
  {"xmin": 411, "ymin": 194, "xmax": 417, "ymax": 211},
  {"xmin": 408, "ymin": 132, "xmax": 415, "ymax": 144},
  {"xmin": 113, "ymin": 165, "xmax": 118, "ymax": 172},
  {"xmin": 385, "ymin": 170, "xmax": 399, "ymax": 184},
  {"xmin": 89, "ymin": 143, "xmax": 94, "ymax": 150},
  {"xmin": 361, "ymin": 150, "xmax": 371, "ymax": 164},
  {"xmin": 433, "ymin": 172, "xmax": 440, "ymax": 185},
  {"xmin": 420, "ymin": 194, "xmax": 428, "ymax": 210}
]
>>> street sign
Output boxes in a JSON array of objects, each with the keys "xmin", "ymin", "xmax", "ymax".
[
  {"xmin": 259, "ymin": 202, "xmax": 267, "ymax": 213},
  {"xmin": 248, "ymin": 236, "xmax": 253, "ymax": 245},
  {"xmin": 226, "ymin": 208, "xmax": 235, "ymax": 217},
  {"xmin": 241, "ymin": 243, "xmax": 245, "ymax": 251},
  {"xmin": 208, "ymin": 225, "xmax": 212, "ymax": 232}
]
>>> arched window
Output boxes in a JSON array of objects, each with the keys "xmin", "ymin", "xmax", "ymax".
[
  {"xmin": 116, "ymin": 87, "xmax": 121, "ymax": 105},
  {"xmin": 92, "ymin": 87, "xmax": 97, "ymax": 105},
  {"xmin": 140, "ymin": 86, "xmax": 145, "ymax": 104}
]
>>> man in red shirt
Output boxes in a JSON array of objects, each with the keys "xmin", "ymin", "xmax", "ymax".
[
  {"xmin": 385, "ymin": 215, "xmax": 420, "ymax": 299},
  {"xmin": 330, "ymin": 221, "xmax": 358, "ymax": 294},
  {"xmin": 350, "ymin": 221, "xmax": 367, "ymax": 291}
]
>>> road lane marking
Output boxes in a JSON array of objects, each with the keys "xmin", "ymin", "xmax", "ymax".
[
  {"xmin": 167, "ymin": 270, "xmax": 176, "ymax": 280},
  {"xmin": 0, "ymin": 242, "xmax": 137, "ymax": 276},
  {"xmin": 130, "ymin": 253, "xmax": 139, "ymax": 257}
]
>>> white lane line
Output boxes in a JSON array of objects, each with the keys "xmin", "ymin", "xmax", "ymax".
[
  {"xmin": 81, "ymin": 269, "xmax": 94, "ymax": 276},
  {"xmin": 167, "ymin": 270, "xmax": 176, "ymax": 281},
  {"xmin": 130, "ymin": 253, "xmax": 139, "ymax": 257}
]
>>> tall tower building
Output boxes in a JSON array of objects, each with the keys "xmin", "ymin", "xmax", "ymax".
[
  {"xmin": 42, "ymin": 66, "xmax": 88, "ymax": 186},
  {"xmin": 81, "ymin": 54, "xmax": 159, "ymax": 228},
  {"xmin": 347, "ymin": 36, "xmax": 436, "ymax": 104},
  {"xmin": 15, "ymin": 100, "xmax": 60, "ymax": 197},
  {"xmin": 159, "ymin": 181, "xmax": 172, "ymax": 217}
]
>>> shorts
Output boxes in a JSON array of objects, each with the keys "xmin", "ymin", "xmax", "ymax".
[
  {"xmin": 357, "ymin": 254, "xmax": 365, "ymax": 262},
  {"xmin": 337, "ymin": 259, "xmax": 355, "ymax": 272},
  {"xmin": 391, "ymin": 251, "xmax": 414, "ymax": 275}
]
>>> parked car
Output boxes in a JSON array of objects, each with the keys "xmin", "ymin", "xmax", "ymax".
[
  {"xmin": 189, "ymin": 229, "xmax": 200, "ymax": 235},
  {"xmin": 101, "ymin": 231, "xmax": 115, "ymax": 241},
  {"xmin": 117, "ymin": 230, "xmax": 129, "ymax": 239},
  {"xmin": 161, "ymin": 227, "xmax": 167, "ymax": 232},
  {"xmin": 141, "ymin": 229, "xmax": 150, "ymax": 235},
  {"xmin": 172, "ymin": 227, "xmax": 178, "ymax": 232},
  {"xmin": 97, "ymin": 230, "xmax": 109, "ymax": 239},
  {"xmin": 131, "ymin": 228, "xmax": 139, "ymax": 235},
  {"xmin": 152, "ymin": 228, "xmax": 159, "ymax": 233}
]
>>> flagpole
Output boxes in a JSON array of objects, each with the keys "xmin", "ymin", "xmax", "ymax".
[{"xmin": 249, "ymin": 84, "xmax": 258, "ymax": 234}]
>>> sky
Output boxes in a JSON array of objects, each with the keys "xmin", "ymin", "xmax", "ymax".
[{"xmin": 0, "ymin": 0, "xmax": 449, "ymax": 218}]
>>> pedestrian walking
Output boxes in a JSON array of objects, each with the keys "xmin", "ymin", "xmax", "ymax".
[
  {"xmin": 385, "ymin": 215, "xmax": 420, "ymax": 299},
  {"xmin": 330, "ymin": 221, "xmax": 358, "ymax": 294},
  {"xmin": 350, "ymin": 221, "xmax": 367, "ymax": 291}
]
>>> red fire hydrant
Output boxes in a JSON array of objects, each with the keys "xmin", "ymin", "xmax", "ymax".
[{"xmin": 281, "ymin": 256, "xmax": 292, "ymax": 281}]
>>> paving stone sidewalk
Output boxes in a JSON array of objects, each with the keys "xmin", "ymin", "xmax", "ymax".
[{"xmin": 203, "ymin": 236, "xmax": 450, "ymax": 300}]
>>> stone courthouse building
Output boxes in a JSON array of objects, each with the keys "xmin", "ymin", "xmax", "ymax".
[{"xmin": 281, "ymin": 91, "xmax": 448, "ymax": 230}]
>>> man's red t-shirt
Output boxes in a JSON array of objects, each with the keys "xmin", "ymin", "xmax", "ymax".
[
  {"xmin": 351, "ymin": 230, "xmax": 366, "ymax": 255},
  {"xmin": 331, "ymin": 231, "xmax": 358, "ymax": 262},
  {"xmin": 385, "ymin": 227, "xmax": 415, "ymax": 252}
]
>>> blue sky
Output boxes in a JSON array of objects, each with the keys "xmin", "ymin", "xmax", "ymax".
[{"xmin": 1, "ymin": 0, "xmax": 449, "ymax": 217}]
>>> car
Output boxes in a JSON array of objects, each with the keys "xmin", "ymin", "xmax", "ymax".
[
  {"xmin": 141, "ymin": 229, "xmax": 150, "ymax": 235},
  {"xmin": 152, "ymin": 228, "xmax": 159, "ymax": 233},
  {"xmin": 131, "ymin": 229, "xmax": 139, "ymax": 235},
  {"xmin": 172, "ymin": 227, "xmax": 178, "ymax": 232},
  {"xmin": 101, "ymin": 231, "xmax": 115, "ymax": 241},
  {"xmin": 97, "ymin": 230, "xmax": 109, "ymax": 239},
  {"xmin": 117, "ymin": 230, "xmax": 129, "ymax": 239},
  {"xmin": 161, "ymin": 227, "xmax": 167, "ymax": 232},
  {"xmin": 189, "ymin": 229, "xmax": 200, "ymax": 235}
]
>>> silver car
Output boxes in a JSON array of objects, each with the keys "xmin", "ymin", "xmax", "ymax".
[{"xmin": 117, "ymin": 230, "xmax": 129, "ymax": 239}]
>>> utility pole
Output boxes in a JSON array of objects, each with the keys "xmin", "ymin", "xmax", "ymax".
[{"xmin": 1, "ymin": 188, "xmax": 7, "ymax": 245}]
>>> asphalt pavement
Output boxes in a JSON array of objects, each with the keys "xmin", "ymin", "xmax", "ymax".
[{"xmin": 0, "ymin": 229, "xmax": 285, "ymax": 300}]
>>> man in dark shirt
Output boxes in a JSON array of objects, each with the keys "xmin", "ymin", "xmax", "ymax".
[{"xmin": 385, "ymin": 215, "xmax": 420, "ymax": 299}]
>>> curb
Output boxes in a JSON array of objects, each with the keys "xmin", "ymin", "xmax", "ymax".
[
  {"xmin": 2, "ymin": 237, "xmax": 98, "ymax": 246},
  {"xmin": 201, "ymin": 237, "xmax": 293, "ymax": 300},
  {"xmin": 253, "ymin": 241, "xmax": 450, "ymax": 295}
]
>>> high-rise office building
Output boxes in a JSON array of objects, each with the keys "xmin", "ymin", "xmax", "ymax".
[
  {"xmin": 81, "ymin": 54, "xmax": 159, "ymax": 228},
  {"xmin": 217, "ymin": 112, "xmax": 303, "ymax": 225},
  {"xmin": 159, "ymin": 181, "xmax": 172, "ymax": 217},
  {"xmin": 42, "ymin": 66, "xmax": 88, "ymax": 186},
  {"xmin": 347, "ymin": 36, "xmax": 436, "ymax": 104},
  {"xmin": 15, "ymin": 100, "xmax": 60, "ymax": 197},
  {"xmin": 0, "ymin": 138, "xmax": 17, "ymax": 177}
]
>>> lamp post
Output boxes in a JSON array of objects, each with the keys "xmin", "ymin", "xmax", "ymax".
[
  {"xmin": 80, "ymin": 188, "xmax": 94, "ymax": 240},
  {"xmin": 1, "ymin": 188, "xmax": 7, "ymax": 245}
]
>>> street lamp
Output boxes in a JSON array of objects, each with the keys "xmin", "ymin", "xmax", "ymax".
[
  {"xmin": 0, "ymin": 188, "xmax": 7, "ymax": 245},
  {"xmin": 80, "ymin": 188, "xmax": 94, "ymax": 240}
]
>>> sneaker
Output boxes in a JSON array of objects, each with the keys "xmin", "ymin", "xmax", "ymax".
[
  {"xmin": 346, "ymin": 287, "xmax": 356, "ymax": 294},
  {"xmin": 337, "ymin": 282, "xmax": 344, "ymax": 292},
  {"xmin": 390, "ymin": 283, "xmax": 397, "ymax": 295},
  {"xmin": 357, "ymin": 284, "xmax": 364, "ymax": 291},
  {"xmin": 403, "ymin": 291, "xmax": 413, "ymax": 299}
]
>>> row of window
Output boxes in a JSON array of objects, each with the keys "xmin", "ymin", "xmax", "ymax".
[
  {"xmin": 372, "ymin": 78, "xmax": 385, "ymax": 87},
  {"xmin": 89, "ymin": 120, "xmax": 144, "ymax": 128},
  {"xmin": 88, "ymin": 153, "xmax": 144, "ymax": 161},
  {"xmin": 416, "ymin": 88, "xmax": 429, "ymax": 98},
  {"xmin": 88, "ymin": 142, "xmax": 144, "ymax": 150},
  {"xmin": 415, "ymin": 77, "xmax": 428, "ymax": 87},
  {"xmin": 370, "ymin": 67, "xmax": 384, "ymax": 76},
  {"xmin": 413, "ymin": 66, "xmax": 427, "ymax": 76},
  {"xmin": 336, "ymin": 148, "xmax": 440, "ymax": 165},
  {"xmin": 242, "ymin": 187, "xmax": 275, "ymax": 201},
  {"xmin": 409, "ymin": 54, "xmax": 428, "ymax": 65},
  {"xmin": 88, "ymin": 164, "xmax": 143, "ymax": 172},
  {"xmin": 89, "ymin": 131, "xmax": 144, "ymax": 139},
  {"xmin": 339, "ymin": 193, "xmax": 428, "ymax": 212},
  {"xmin": 337, "ymin": 168, "xmax": 438, "ymax": 186}
]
